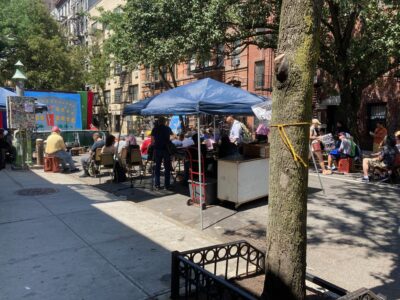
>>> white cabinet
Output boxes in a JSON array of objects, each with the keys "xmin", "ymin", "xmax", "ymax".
[{"xmin": 217, "ymin": 158, "xmax": 269, "ymax": 208}]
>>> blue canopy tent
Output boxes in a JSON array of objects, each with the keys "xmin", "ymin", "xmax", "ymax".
[
  {"xmin": 0, "ymin": 87, "xmax": 48, "ymax": 112},
  {"xmin": 121, "ymin": 78, "xmax": 268, "ymax": 229},
  {"xmin": 132, "ymin": 78, "xmax": 266, "ymax": 116},
  {"xmin": 122, "ymin": 96, "xmax": 154, "ymax": 116}
]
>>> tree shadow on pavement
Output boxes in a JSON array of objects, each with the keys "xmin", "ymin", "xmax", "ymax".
[{"xmin": 307, "ymin": 180, "xmax": 400, "ymax": 298}]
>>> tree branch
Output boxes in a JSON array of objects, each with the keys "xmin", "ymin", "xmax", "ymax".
[
  {"xmin": 326, "ymin": 0, "xmax": 343, "ymax": 57},
  {"xmin": 158, "ymin": 66, "xmax": 172, "ymax": 90},
  {"xmin": 342, "ymin": 5, "xmax": 360, "ymax": 51},
  {"xmin": 168, "ymin": 64, "xmax": 178, "ymax": 88}
]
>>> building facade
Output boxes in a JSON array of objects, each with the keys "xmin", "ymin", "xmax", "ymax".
[
  {"xmin": 51, "ymin": 0, "xmax": 399, "ymax": 145},
  {"xmin": 88, "ymin": 0, "xmax": 142, "ymax": 135},
  {"xmin": 42, "ymin": 0, "xmax": 59, "ymax": 12}
]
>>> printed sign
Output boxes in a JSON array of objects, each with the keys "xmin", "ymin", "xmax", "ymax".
[
  {"xmin": 320, "ymin": 133, "xmax": 336, "ymax": 151},
  {"xmin": 252, "ymin": 99, "xmax": 272, "ymax": 124},
  {"xmin": 6, "ymin": 96, "xmax": 36, "ymax": 130}
]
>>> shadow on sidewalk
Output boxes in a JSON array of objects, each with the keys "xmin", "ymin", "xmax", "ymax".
[{"xmin": 0, "ymin": 167, "xmax": 214, "ymax": 299}]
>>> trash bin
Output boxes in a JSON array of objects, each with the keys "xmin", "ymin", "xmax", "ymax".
[{"xmin": 188, "ymin": 178, "xmax": 217, "ymax": 205}]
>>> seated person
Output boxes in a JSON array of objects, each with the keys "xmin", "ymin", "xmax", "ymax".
[
  {"xmin": 45, "ymin": 126, "xmax": 79, "ymax": 173},
  {"xmin": 203, "ymin": 128, "xmax": 216, "ymax": 150},
  {"xmin": 396, "ymin": 130, "xmax": 400, "ymax": 152},
  {"xmin": 0, "ymin": 128, "xmax": 11, "ymax": 169},
  {"xmin": 171, "ymin": 133, "xmax": 184, "ymax": 147},
  {"xmin": 327, "ymin": 132, "xmax": 352, "ymax": 171},
  {"xmin": 181, "ymin": 132, "xmax": 195, "ymax": 148},
  {"xmin": 362, "ymin": 135, "xmax": 399, "ymax": 182},
  {"xmin": 80, "ymin": 132, "xmax": 105, "ymax": 177},
  {"xmin": 218, "ymin": 135, "xmax": 237, "ymax": 158},
  {"xmin": 140, "ymin": 130, "xmax": 152, "ymax": 160},
  {"xmin": 126, "ymin": 134, "xmax": 137, "ymax": 146},
  {"xmin": 0, "ymin": 129, "xmax": 16, "ymax": 164},
  {"xmin": 101, "ymin": 135, "xmax": 116, "ymax": 154},
  {"xmin": 255, "ymin": 123, "xmax": 269, "ymax": 143},
  {"xmin": 114, "ymin": 135, "xmax": 127, "ymax": 157}
]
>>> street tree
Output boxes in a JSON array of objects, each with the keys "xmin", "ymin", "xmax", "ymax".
[
  {"xmin": 318, "ymin": 0, "xmax": 400, "ymax": 134},
  {"xmin": 0, "ymin": 0, "xmax": 85, "ymax": 90},
  {"xmin": 101, "ymin": 0, "xmax": 279, "ymax": 89},
  {"xmin": 84, "ymin": 32, "xmax": 111, "ymax": 129},
  {"xmin": 262, "ymin": 0, "xmax": 323, "ymax": 299}
]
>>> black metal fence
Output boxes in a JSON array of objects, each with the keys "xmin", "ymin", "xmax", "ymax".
[{"xmin": 171, "ymin": 240, "xmax": 384, "ymax": 300}]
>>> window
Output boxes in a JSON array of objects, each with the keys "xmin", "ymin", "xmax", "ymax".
[
  {"xmin": 114, "ymin": 88, "xmax": 122, "ymax": 103},
  {"xmin": 231, "ymin": 40, "xmax": 241, "ymax": 67},
  {"xmin": 216, "ymin": 45, "xmax": 225, "ymax": 67},
  {"xmin": 145, "ymin": 65, "xmax": 151, "ymax": 81},
  {"xmin": 114, "ymin": 63, "xmax": 122, "ymax": 76},
  {"xmin": 367, "ymin": 103, "xmax": 386, "ymax": 131},
  {"xmin": 153, "ymin": 67, "xmax": 159, "ymax": 81},
  {"xmin": 187, "ymin": 58, "xmax": 196, "ymax": 75},
  {"xmin": 93, "ymin": 93, "xmax": 100, "ymax": 105},
  {"xmin": 104, "ymin": 90, "xmax": 111, "ymax": 105},
  {"xmin": 115, "ymin": 115, "xmax": 121, "ymax": 132},
  {"xmin": 128, "ymin": 85, "xmax": 139, "ymax": 102},
  {"xmin": 254, "ymin": 61, "xmax": 265, "ymax": 89}
]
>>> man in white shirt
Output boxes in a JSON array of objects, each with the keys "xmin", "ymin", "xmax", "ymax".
[{"xmin": 226, "ymin": 115, "xmax": 242, "ymax": 145}]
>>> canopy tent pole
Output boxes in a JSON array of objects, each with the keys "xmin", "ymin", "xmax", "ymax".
[
  {"xmin": 197, "ymin": 116, "xmax": 204, "ymax": 230},
  {"xmin": 113, "ymin": 115, "xmax": 124, "ymax": 181},
  {"xmin": 213, "ymin": 116, "xmax": 216, "ymax": 141}
]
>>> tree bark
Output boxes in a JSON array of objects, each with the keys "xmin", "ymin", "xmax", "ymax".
[{"xmin": 262, "ymin": 0, "xmax": 322, "ymax": 299}]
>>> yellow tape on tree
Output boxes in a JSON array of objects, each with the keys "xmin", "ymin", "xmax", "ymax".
[{"xmin": 270, "ymin": 122, "xmax": 310, "ymax": 168}]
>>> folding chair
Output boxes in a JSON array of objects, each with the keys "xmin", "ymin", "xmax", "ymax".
[
  {"xmin": 93, "ymin": 148, "xmax": 114, "ymax": 184},
  {"xmin": 126, "ymin": 147, "xmax": 144, "ymax": 188}
]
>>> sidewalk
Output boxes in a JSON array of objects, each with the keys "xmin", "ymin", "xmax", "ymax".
[
  {"xmin": 0, "ymin": 167, "xmax": 219, "ymax": 300},
  {"xmin": 1, "ymin": 164, "xmax": 399, "ymax": 299}
]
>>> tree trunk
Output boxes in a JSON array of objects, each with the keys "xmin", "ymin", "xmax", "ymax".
[
  {"xmin": 337, "ymin": 84, "xmax": 361, "ymax": 139},
  {"xmin": 262, "ymin": 1, "xmax": 322, "ymax": 299}
]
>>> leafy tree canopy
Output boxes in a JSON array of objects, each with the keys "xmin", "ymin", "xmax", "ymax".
[
  {"xmin": 318, "ymin": 0, "xmax": 400, "ymax": 130},
  {"xmin": 101, "ymin": 0, "xmax": 279, "ymax": 87},
  {"xmin": 0, "ymin": 0, "xmax": 85, "ymax": 90}
]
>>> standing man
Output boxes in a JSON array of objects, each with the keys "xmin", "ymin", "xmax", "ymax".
[
  {"xmin": 45, "ymin": 126, "xmax": 79, "ymax": 173},
  {"xmin": 80, "ymin": 132, "xmax": 105, "ymax": 177},
  {"xmin": 226, "ymin": 115, "xmax": 243, "ymax": 146},
  {"xmin": 370, "ymin": 121, "xmax": 387, "ymax": 153},
  {"xmin": 151, "ymin": 117, "xmax": 173, "ymax": 190}
]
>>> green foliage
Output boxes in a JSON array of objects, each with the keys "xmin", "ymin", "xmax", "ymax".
[
  {"xmin": 0, "ymin": 0, "xmax": 85, "ymax": 90},
  {"xmin": 319, "ymin": 0, "xmax": 400, "ymax": 98},
  {"xmin": 84, "ymin": 35, "xmax": 110, "ymax": 92},
  {"xmin": 101, "ymin": 0, "xmax": 279, "ymax": 87}
]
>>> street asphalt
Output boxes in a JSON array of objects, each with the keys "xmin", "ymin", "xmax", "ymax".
[{"xmin": 0, "ymin": 159, "xmax": 399, "ymax": 299}]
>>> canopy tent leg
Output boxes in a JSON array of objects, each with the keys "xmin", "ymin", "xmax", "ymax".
[
  {"xmin": 197, "ymin": 116, "xmax": 204, "ymax": 230},
  {"xmin": 113, "ymin": 116, "xmax": 124, "ymax": 183},
  {"xmin": 213, "ymin": 116, "xmax": 216, "ymax": 141}
]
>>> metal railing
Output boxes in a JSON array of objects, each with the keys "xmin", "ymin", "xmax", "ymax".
[{"xmin": 171, "ymin": 240, "xmax": 384, "ymax": 300}]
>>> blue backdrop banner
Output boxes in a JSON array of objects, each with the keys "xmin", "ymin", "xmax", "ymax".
[{"xmin": 25, "ymin": 91, "xmax": 82, "ymax": 131}]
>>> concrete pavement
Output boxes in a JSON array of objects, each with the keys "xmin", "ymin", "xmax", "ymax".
[
  {"xmin": 1, "ymin": 164, "xmax": 399, "ymax": 299},
  {"xmin": 0, "ymin": 167, "xmax": 219, "ymax": 300}
]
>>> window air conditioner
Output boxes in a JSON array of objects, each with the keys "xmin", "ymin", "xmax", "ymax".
[{"xmin": 232, "ymin": 58, "xmax": 240, "ymax": 67}]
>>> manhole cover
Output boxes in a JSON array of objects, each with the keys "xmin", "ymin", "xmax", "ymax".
[{"xmin": 16, "ymin": 188, "xmax": 58, "ymax": 196}]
